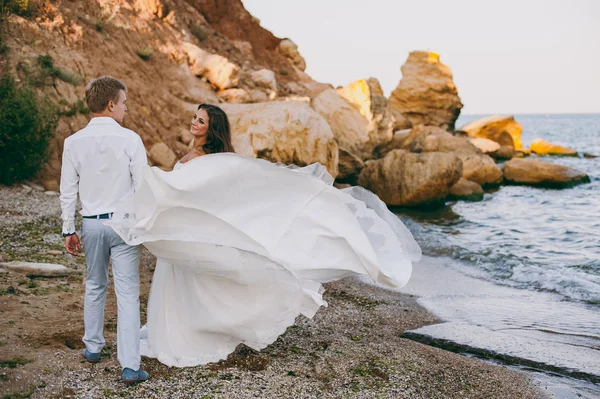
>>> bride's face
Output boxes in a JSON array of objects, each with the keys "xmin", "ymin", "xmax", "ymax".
[{"xmin": 190, "ymin": 109, "xmax": 209, "ymax": 138}]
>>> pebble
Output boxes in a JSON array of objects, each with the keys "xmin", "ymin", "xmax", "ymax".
[{"xmin": 29, "ymin": 183, "xmax": 45, "ymax": 192}]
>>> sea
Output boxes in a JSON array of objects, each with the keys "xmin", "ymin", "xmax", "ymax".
[{"xmin": 395, "ymin": 114, "xmax": 600, "ymax": 398}]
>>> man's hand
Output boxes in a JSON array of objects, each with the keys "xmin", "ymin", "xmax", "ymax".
[{"xmin": 64, "ymin": 234, "xmax": 83, "ymax": 256}]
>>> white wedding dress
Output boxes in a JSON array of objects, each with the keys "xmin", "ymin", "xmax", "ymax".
[{"xmin": 108, "ymin": 153, "xmax": 421, "ymax": 367}]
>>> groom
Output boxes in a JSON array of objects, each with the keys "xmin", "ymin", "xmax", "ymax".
[{"xmin": 59, "ymin": 76, "xmax": 150, "ymax": 383}]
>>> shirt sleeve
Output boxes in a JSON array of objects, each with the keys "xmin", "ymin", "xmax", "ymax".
[
  {"xmin": 59, "ymin": 140, "xmax": 79, "ymax": 235},
  {"xmin": 130, "ymin": 134, "xmax": 148, "ymax": 191}
]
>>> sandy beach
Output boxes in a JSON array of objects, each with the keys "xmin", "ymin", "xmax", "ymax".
[{"xmin": 0, "ymin": 184, "xmax": 544, "ymax": 399}]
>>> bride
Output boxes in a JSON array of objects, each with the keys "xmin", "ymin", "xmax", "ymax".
[{"xmin": 108, "ymin": 103, "xmax": 421, "ymax": 367}]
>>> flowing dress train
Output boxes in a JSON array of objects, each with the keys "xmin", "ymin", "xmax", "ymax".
[{"xmin": 108, "ymin": 153, "xmax": 421, "ymax": 367}]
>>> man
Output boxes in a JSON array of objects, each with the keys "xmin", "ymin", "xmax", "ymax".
[{"xmin": 59, "ymin": 76, "xmax": 149, "ymax": 383}]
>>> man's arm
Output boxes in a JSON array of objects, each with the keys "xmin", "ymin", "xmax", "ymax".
[
  {"xmin": 59, "ymin": 141, "xmax": 82, "ymax": 255},
  {"xmin": 130, "ymin": 135, "xmax": 148, "ymax": 190}
]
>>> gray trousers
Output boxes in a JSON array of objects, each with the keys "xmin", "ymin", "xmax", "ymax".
[{"xmin": 81, "ymin": 218, "xmax": 141, "ymax": 370}]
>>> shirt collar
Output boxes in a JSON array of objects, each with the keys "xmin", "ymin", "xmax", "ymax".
[{"xmin": 87, "ymin": 117, "xmax": 121, "ymax": 127}]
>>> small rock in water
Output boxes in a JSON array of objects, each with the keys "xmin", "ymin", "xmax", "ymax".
[
  {"xmin": 0, "ymin": 268, "xmax": 7, "ymax": 274},
  {"xmin": 0, "ymin": 261, "xmax": 72, "ymax": 277},
  {"xmin": 20, "ymin": 185, "xmax": 32, "ymax": 194},
  {"xmin": 47, "ymin": 250, "xmax": 63, "ymax": 256},
  {"xmin": 44, "ymin": 191, "xmax": 59, "ymax": 196}
]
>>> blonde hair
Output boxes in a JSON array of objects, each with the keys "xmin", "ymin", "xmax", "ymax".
[{"xmin": 85, "ymin": 76, "xmax": 127, "ymax": 113}]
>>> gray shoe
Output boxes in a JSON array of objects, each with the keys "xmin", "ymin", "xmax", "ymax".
[
  {"xmin": 82, "ymin": 348, "xmax": 101, "ymax": 363},
  {"xmin": 121, "ymin": 368, "xmax": 150, "ymax": 383}
]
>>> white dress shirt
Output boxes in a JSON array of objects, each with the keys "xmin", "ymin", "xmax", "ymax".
[{"xmin": 59, "ymin": 117, "xmax": 148, "ymax": 234}]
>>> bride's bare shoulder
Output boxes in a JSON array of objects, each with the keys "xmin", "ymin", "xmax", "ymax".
[{"xmin": 180, "ymin": 149, "xmax": 207, "ymax": 164}]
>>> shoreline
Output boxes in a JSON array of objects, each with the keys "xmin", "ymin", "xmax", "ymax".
[
  {"xmin": 393, "ymin": 255, "xmax": 600, "ymax": 398},
  {"xmin": 0, "ymin": 185, "xmax": 544, "ymax": 398}
]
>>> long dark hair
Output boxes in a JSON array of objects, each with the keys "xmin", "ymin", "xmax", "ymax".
[{"xmin": 196, "ymin": 103, "xmax": 235, "ymax": 154}]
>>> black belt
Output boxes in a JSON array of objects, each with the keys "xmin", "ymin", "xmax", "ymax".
[{"xmin": 83, "ymin": 213, "xmax": 113, "ymax": 219}]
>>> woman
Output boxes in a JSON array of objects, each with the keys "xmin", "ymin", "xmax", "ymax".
[{"xmin": 109, "ymin": 104, "xmax": 421, "ymax": 367}]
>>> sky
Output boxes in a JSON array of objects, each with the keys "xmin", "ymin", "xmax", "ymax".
[{"xmin": 242, "ymin": 0, "xmax": 600, "ymax": 115}]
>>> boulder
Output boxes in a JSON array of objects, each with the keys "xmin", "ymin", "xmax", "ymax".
[
  {"xmin": 390, "ymin": 108, "xmax": 412, "ymax": 130},
  {"xmin": 178, "ymin": 128, "xmax": 194, "ymax": 145},
  {"xmin": 279, "ymin": 39, "xmax": 306, "ymax": 71},
  {"xmin": 182, "ymin": 42, "xmax": 240, "ymax": 90},
  {"xmin": 232, "ymin": 40, "xmax": 254, "ymax": 59},
  {"xmin": 337, "ymin": 78, "xmax": 394, "ymax": 156},
  {"xmin": 1, "ymin": 261, "xmax": 72, "ymax": 277},
  {"xmin": 501, "ymin": 158, "xmax": 590, "ymax": 188},
  {"xmin": 449, "ymin": 178, "xmax": 484, "ymax": 201},
  {"xmin": 311, "ymin": 89, "xmax": 372, "ymax": 159},
  {"xmin": 388, "ymin": 51, "xmax": 463, "ymax": 130},
  {"xmin": 337, "ymin": 148, "xmax": 365, "ymax": 184},
  {"xmin": 217, "ymin": 88, "xmax": 250, "ymax": 104},
  {"xmin": 459, "ymin": 115, "xmax": 523, "ymax": 149},
  {"xmin": 149, "ymin": 142, "xmax": 177, "ymax": 169},
  {"xmin": 378, "ymin": 129, "xmax": 411, "ymax": 157},
  {"xmin": 530, "ymin": 138, "xmax": 577, "ymax": 156},
  {"xmin": 41, "ymin": 179, "xmax": 60, "ymax": 191},
  {"xmin": 461, "ymin": 155, "xmax": 503, "ymax": 186},
  {"xmin": 469, "ymin": 137, "xmax": 500, "ymax": 154},
  {"xmin": 251, "ymin": 69, "xmax": 277, "ymax": 92},
  {"xmin": 489, "ymin": 145, "xmax": 516, "ymax": 160},
  {"xmin": 357, "ymin": 149, "xmax": 462, "ymax": 207},
  {"xmin": 248, "ymin": 89, "xmax": 269, "ymax": 103},
  {"xmin": 221, "ymin": 101, "xmax": 339, "ymax": 176},
  {"xmin": 402, "ymin": 126, "xmax": 503, "ymax": 186}
]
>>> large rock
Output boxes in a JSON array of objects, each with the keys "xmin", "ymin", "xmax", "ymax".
[
  {"xmin": 337, "ymin": 148, "xmax": 365, "ymax": 184},
  {"xmin": 337, "ymin": 78, "xmax": 394, "ymax": 157},
  {"xmin": 217, "ymin": 88, "xmax": 250, "ymax": 104},
  {"xmin": 469, "ymin": 137, "xmax": 500, "ymax": 154},
  {"xmin": 1, "ymin": 261, "xmax": 72, "ymax": 277},
  {"xmin": 489, "ymin": 145, "xmax": 516, "ymax": 160},
  {"xmin": 390, "ymin": 108, "xmax": 412, "ymax": 130},
  {"xmin": 502, "ymin": 158, "xmax": 590, "ymax": 188},
  {"xmin": 358, "ymin": 149, "xmax": 462, "ymax": 206},
  {"xmin": 461, "ymin": 155, "xmax": 503, "ymax": 186},
  {"xmin": 248, "ymin": 89, "xmax": 269, "ymax": 103},
  {"xmin": 149, "ymin": 142, "xmax": 177, "ymax": 169},
  {"xmin": 459, "ymin": 115, "xmax": 523, "ymax": 150},
  {"xmin": 311, "ymin": 89, "xmax": 372, "ymax": 159},
  {"xmin": 278, "ymin": 39, "xmax": 306, "ymax": 71},
  {"xmin": 221, "ymin": 101, "xmax": 338, "ymax": 176},
  {"xmin": 402, "ymin": 126, "xmax": 503, "ymax": 186},
  {"xmin": 449, "ymin": 178, "xmax": 484, "ymax": 201},
  {"xmin": 251, "ymin": 69, "xmax": 277, "ymax": 92},
  {"xmin": 232, "ymin": 40, "xmax": 254, "ymax": 59},
  {"xmin": 378, "ymin": 129, "xmax": 411, "ymax": 158},
  {"xmin": 388, "ymin": 51, "xmax": 463, "ymax": 130},
  {"xmin": 182, "ymin": 42, "xmax": 240, "ymax": 90},
  {"xmin": 41, "ymin": 178, "xmax": 60, "ymax": 191},
  {"xmin": 530, "ymin": 138, "xmax": 577, "ymax": 156}
]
